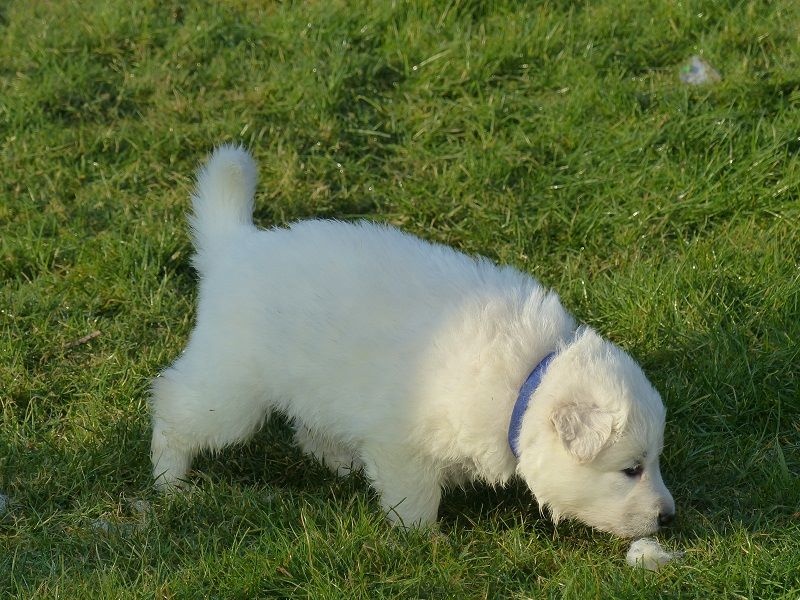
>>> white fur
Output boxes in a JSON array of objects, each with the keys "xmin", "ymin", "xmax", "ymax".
[
  {"xmin": 150, "ymin": 145, "xmax": 675, "ymax": 536},
  {"xmin": 626, "ymin": 537, "xmax": 684, "ymax": 570}
]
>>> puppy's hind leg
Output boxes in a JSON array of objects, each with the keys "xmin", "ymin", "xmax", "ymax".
[
  {"xmin": 150, "ymin": 372, "xmax": 198, "ymax": 491},
  {"xmin": 361, "ymin": 446, "xmax": 442, "ymax": 528},
  {"xmin": 149, "ymin": 361, "xmax": 269, "ymax": 491}
]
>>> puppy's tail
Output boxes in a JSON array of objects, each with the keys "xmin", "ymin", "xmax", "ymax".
[{"xmin": 188, "ymin": 145, "xmax": 258, "ymax": 256}]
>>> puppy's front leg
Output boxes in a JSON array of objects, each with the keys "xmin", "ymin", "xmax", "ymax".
[{"xmin": 361, "ymin": 446, "xmax": 442, "ymax": 527}]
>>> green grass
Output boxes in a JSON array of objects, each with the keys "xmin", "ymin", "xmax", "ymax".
[{"xmin": 2, "ymin": 0, "xmax": 799, "ymax": 597}]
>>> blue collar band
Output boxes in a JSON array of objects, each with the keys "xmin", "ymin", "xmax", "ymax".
[{"xmin": 508, "ymin": 352, "xmax": 556, "ymax": 459}]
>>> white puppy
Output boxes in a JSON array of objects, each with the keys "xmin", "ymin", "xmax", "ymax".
[{"xmin": 150, "ymin": 146, "xmax": 675, "ymax": 537}]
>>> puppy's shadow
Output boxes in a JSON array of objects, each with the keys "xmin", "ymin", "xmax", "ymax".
[
  {"xmin": 192, "ymin": 414, "xmax": 372, "ymax": 499},
  {"xmin": 191, "ymin": 414, "xmax": 562, "ymax": 533},
  {"xmin": 622, "ymin": 310, "xmax": 800, "ymax": 542},
  {"xmin": 438, "ymin": 481, "xmax": 553, "ymax": 535}
]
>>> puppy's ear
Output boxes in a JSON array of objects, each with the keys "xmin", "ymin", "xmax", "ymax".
[{"xmin": 551, "ymin": 403, "xmax": 615, "ymax": 462}]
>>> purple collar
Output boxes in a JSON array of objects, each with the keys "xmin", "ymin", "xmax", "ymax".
[{"xmin": 508, "ymin": 352, "xmax": 556, "ymax": 459}]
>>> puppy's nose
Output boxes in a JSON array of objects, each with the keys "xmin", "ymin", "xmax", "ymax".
[{"xmin": 658, "ymin": 511, "xmax": 675, "ymax": 527}]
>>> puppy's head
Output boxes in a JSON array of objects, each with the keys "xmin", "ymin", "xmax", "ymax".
[{"xmin": 516, "ymin": 328, "xmax": 675, "ymax": 538}]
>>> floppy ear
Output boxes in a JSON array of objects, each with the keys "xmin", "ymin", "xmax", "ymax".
[{"xmin": 551, "ymin": 403, "xmax": 616, "ymax": 462}]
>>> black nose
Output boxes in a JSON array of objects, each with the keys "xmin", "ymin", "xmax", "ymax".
[{"xmin": 658, "ymin": 511, "xmax": 675, "ymax": 527}]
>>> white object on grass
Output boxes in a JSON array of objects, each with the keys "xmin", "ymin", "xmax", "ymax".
[
  {"xmin": 626, "ymin": 537, "xmax": 684, "ymax": 571},
  {"xmin": 680, "ymin": 55, "xmax": 721, "ymax": 85},
  {"xmin": 0, "ymin": 493, "xmax": 8, "ymax": 514}
]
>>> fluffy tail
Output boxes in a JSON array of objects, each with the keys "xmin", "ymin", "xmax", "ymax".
[{"xmin": 189, "ymin": 145, "xmax": 258, "ymax": 257}]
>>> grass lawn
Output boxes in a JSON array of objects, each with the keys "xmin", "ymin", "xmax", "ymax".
[{"xmin": 2, "ymin": 0, "xmax": 799, "ymax": 597}]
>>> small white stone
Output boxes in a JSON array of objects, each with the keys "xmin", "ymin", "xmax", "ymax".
[
  {"xmin": 626, "ymin": 537, "xmax": 684, "ymax": 571},
  {"xmin": 0, "ymin": 493, "xmax": 8, "ymax": 514}
]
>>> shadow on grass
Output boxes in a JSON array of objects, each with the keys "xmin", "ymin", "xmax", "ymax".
[
  {"xmin": 631, "ymin": 316, "xmax": 799, "ymax": 543},
  {"xmin": 185, "ymin": 416, "xmax": 591, "ymax": 541}
]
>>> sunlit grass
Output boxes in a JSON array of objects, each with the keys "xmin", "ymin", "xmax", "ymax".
[{"xmin": 1, "ymin": 0, "xmax": 799, "ymax": 597}]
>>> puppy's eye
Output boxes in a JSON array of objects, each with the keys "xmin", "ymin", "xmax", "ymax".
[{"xmin": 622, "ymin": 465, "xmax": 643, "ymax": 478}]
